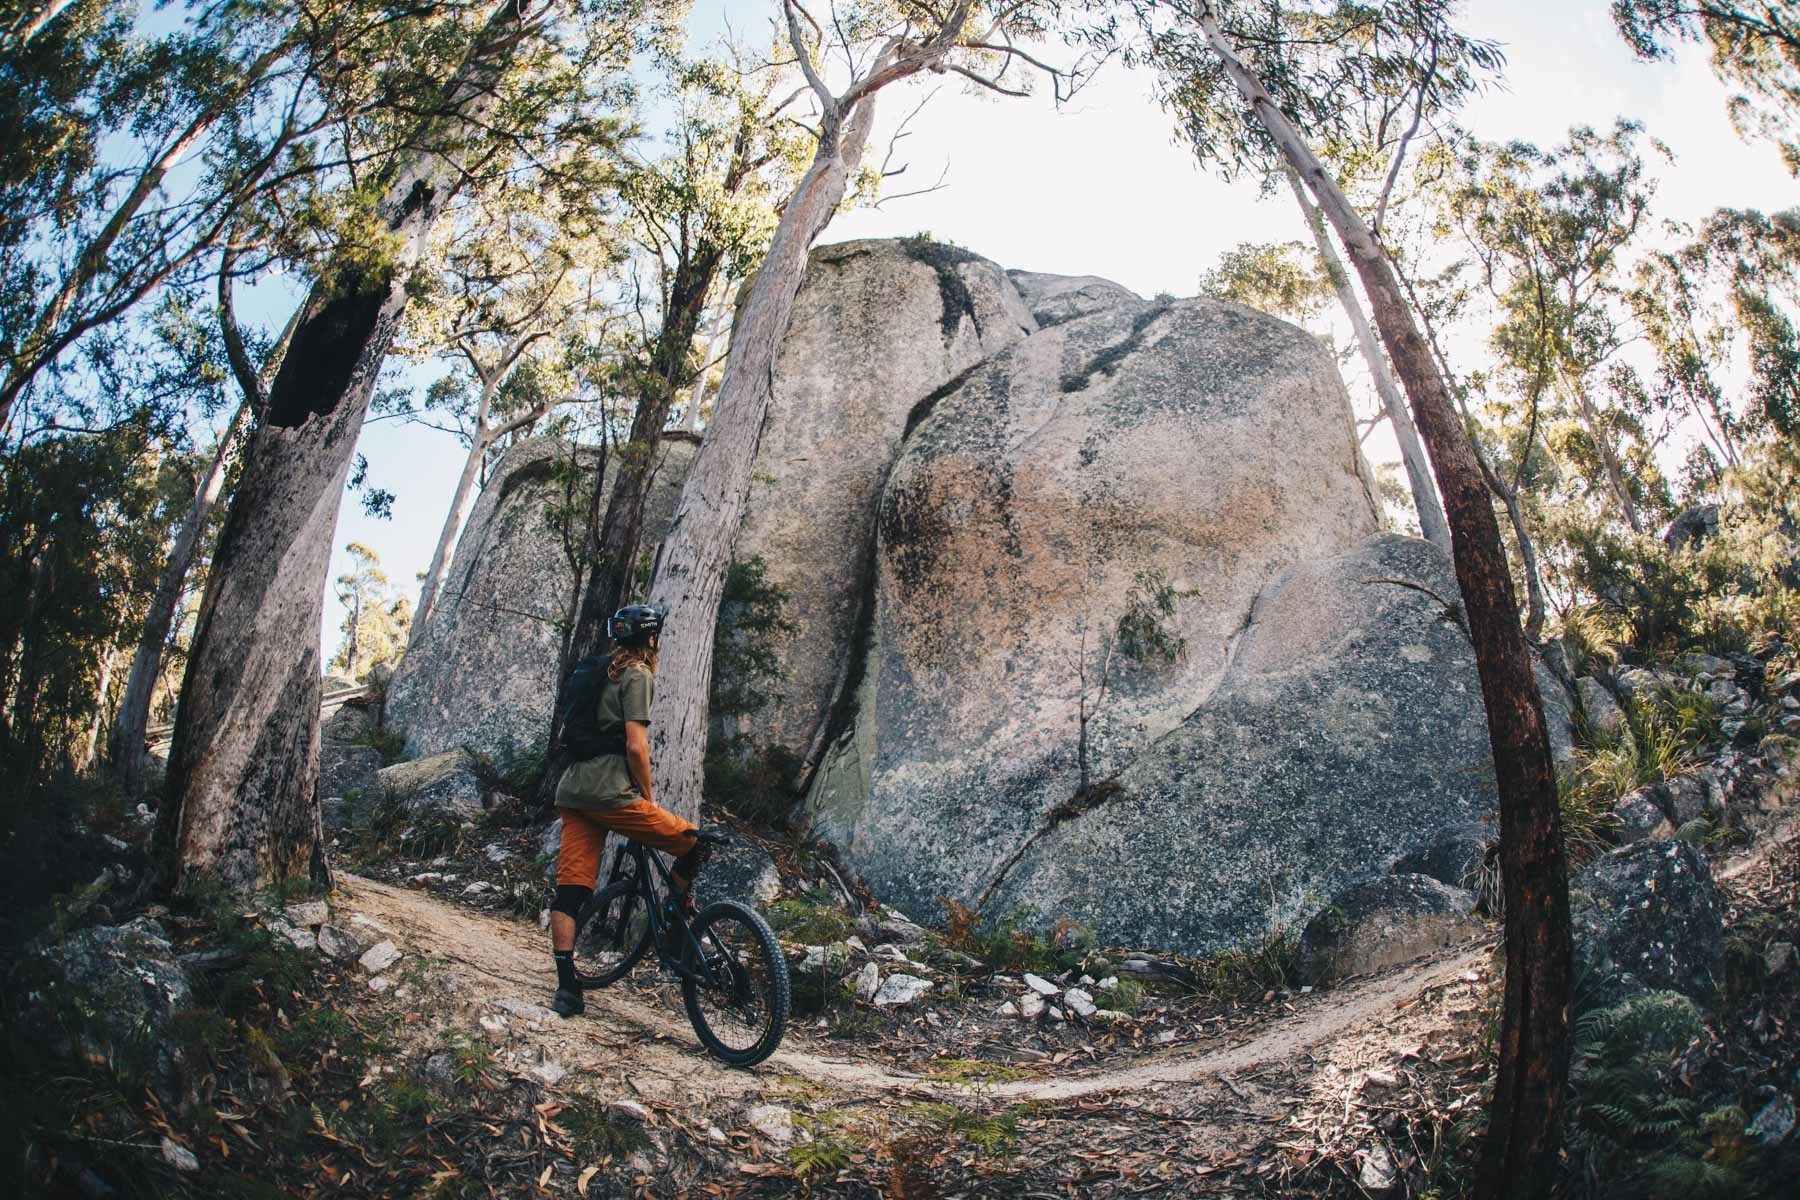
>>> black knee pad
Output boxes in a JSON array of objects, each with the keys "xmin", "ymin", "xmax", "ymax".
[{"xmin": 551, "ymin": 884, "xmax": 591, "ymax": 919}]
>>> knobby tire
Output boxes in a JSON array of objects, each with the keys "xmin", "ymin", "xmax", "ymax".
[
  {"xmin": 681, "ymin": 900, "xmax": 789, "ymax": 1067},
  {"xmin": 573, "ymin": 879, "xmax": 652, "ymax": 988}
]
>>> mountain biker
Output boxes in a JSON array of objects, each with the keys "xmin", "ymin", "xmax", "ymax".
[{"xmin": 548, "ymin": 604, "xmax": 705, "ymax": 1018}]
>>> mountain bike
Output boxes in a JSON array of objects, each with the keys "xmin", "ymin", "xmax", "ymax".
[{"xmin": 571, "ymin": 829, "xmax": 789, "ymax": 1067}]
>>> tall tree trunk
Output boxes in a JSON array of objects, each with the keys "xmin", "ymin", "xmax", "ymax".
[
  {"xmin": 155, "ymin": 0, "xmax": 546, "ymax": 898},
  {"xmin": 109, "ymin": 270, "xmax": 297, "ymax": 795},
  {"xmin": 1284, "ymin": 169, "xmax": 1451, "ymax": 551},
  {"xmin": 1196, "ymin": 13, "xmax": 1571, "ymax": 1198},
  {"xmin": 641, "ymin": 100, "xmax": 881, "ymax": 824},
  {"xmin": 411, "ymin": 431, "xmax": 491, "ymax": 645},
  {"xmin": 1559, "ymin": 369, "xmax": 1644, "ymax": 533},
  {"xmin": 79, "ymin": 634, "xmax": 119, "ymax": 770}
]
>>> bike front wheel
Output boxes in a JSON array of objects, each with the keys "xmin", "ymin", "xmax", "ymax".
[
  {"xmin": 573, "ymin": 880, "xmax": 652, "ymax": 988},
  {"xmin": 680, "ymin": 900, "xmax": 789, "ymax": 1067}
]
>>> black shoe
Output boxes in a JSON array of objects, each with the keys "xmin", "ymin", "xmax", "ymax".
[{"xmin": 551, "ymin": 986, "xmax": 584, "ymax": 1017}]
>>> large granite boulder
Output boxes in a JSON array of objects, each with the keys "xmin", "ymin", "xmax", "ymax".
[
  {"xmin": 1571, "ymin": 839, "xmax": 1724, "ymax": 1005},
  {"xmin": 376, "ymin": 750, "xmax": 485, "ymax": 823},
  {"xmin": 1299, "ymin": 874, "xmax": 1482, "ymax": 983},
  {"xmin": 783, "ymin": 249, "xmax": 1497, "ymax": 952},
  {"xmin": 40, "ymin": 917, "xmax": 193, "ymax": 1091},
  {"xmin": 723, "ymin": 239, "xmax": 1034, "ymax": 773},
  {"xmin": 386, "ymin": 435, "xmax": 696, "ymax": 762}
]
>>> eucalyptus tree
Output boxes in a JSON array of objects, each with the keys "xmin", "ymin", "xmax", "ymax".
[
  {"xmin": 156, "ymin": 0, "xmax": 676, "ymax": 899},
  {"xmin": 640, "ymin": 0, "xmax": 1092, "ymax": 823},
  {"xmin": 0, "ymin": 1, "xmax": 520, "ymax": 435},
  {"xmin": 105, "ymin": 247, "xmax": 298, "ymax": 795},
  {"xmin": 1614, "ymin": 1, "xmax": 1800, "ymax": 172},
  {"xmin": 393, "ymin": 166, "xmax": 628, "ymax": 642},
  {"xmin": 1444, "ymin": 122, "xmax": 1666, "ymax": 535},
  {"xmin": 544, "ymin": 46, "xmax": 812, "ymax": 786},
  {"xmin": 1115, "ymin": 3, "xmax": 1571, "ymax": 1193}
]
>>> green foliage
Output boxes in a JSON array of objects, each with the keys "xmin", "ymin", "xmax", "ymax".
[
  {"xmin": 905, "ymin": 1101, "xmax": 1023, "ymax": 1155},
  {"xmin": 330, "ymin": 542, "xmax": 411, "ymax": 680},
  {"xmin": 1563, "ymin": 991, "xmax": 1755, "ymax": 1198},
  {"xmin": 923, "ymin": 1059, "xmax": 1032, "ymax": 1085},
  {"xmin": 1186, "ymin": 921, "xmax": 1304, "ymax": 998},
  {"xmin": 1114, "ymin": 568, "xmax": 1188, "ymax": 667},
  {"xmin": 950, "ymin": 906, "xmax": 1094, "ymax": 976},
  {"xmin": 1095, "ymin": 975, "xmax": 1144, "ymax": 1014},
  {"xmin": 1200, "ymin": 239, "xmax": 1334, "ymax": 324},
  {"xmin": 766, "ymin": 890, "xmax": 855, "ymax": 945}
]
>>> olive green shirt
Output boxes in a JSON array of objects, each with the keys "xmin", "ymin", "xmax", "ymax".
[{"xmin": 556, "ymin": 663, "xmax": 653, "ymax": 811}]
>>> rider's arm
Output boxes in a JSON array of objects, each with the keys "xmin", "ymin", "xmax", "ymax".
[{"xmin": 624, "ymin": 720, "xmax": 653, "ymax": 806}]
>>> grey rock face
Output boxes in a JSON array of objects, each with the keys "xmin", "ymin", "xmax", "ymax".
[
  {"xmin": 386, "ymin": 435, "xmax": 695, "ymax": 763},
  {"xmin": 1662, "ymin": 503, "xmax": 1721, "ymax": 552},
  {"xmin": 1535, "ymin": 659, "xmax": 1577, "ymax": 766},
  {"xmin": 1571, "ymin": 839, "xmax": 1724, "ymax": 1005},
  {"xmin": 693, "ymin": 832, "xmax": 781, "ymax": 910},
  {"xmin": 990, "ymin": 537, "xmax": 1496, "ymax": 955},
  {"xmin": 758, "ymin": 246, "xmax": 1496, "ymax": 954},
  {"xmin": 376, "ymin": 750, "xmax": 485, "ymax": 822},
  {"xmin": 1613, "ymin": 787, "xmax": 1675, "ymax": 844},
  {"xmin": 46, "ymin": 918, "xmax": 192, "ymax": 1088},
  {"xmin": 319, "ymin": 744, "xmax": 383, "ymax": 811},
  {"xmin": 723, "ymin": 240, "xmax": 1034, "ymax": 774}
]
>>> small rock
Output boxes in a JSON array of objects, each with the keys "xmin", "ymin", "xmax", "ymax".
[
  {"xmin": 1578, "ymin": 677, "xmax": 1629, "ymax": 739},
  {"xmin": 611, "ymin": 1099, "xmax": 651, "ymax": 1122},
  {"xmin": 530, "ymin": 1059, "xmax": 566, "ymax": 1086},
  {"xmin": 1018, "ymin": 992, "xmax": 1046, "ymax": 1020},
  {"xmin": 1614, "ymin": 787, "xmax": 1675, "ymax": 844},
  {"xmin": 1766, "ymin": 942, "xmax": 1796, "ymax": 977},
  {"xmin": 747, "ymin": 1104, "xmax": 794, "ymax": 1145},
  {"xmin": 849, "ymin": 961, "xmax": 881, "ymax": 1003},
  {"xmin": 1356, "ymin": 1142, "xmax": 1398, "ymax": 1193},
  {"xmin": 997, "ymin": 1001, "xmax": 1020, "ymax": 1017},
  {"xmin": 479, "ymin": 1014, "xmax": 507, "ymax": 1034},
  {"xmin": 493, "ymin": 998, "xmax": 559, "ymax": 1024},
  {"xmin": 875, "ymin": 943, "xmax": 909, "ymax": 963},
  {"xmin": 846, "ymin": 935, "xmax": 866, "ymax": 951},
  {"xmin": 368, "ymin": 975, "xmax": 393, "ymax": 993},
  {"xmin": 283, "ymin": 899, "xmax": 329, "ymax": 928},
  {"xmin": 1748, "ymin": 1095, "xmax": 1795, "ymax": 1146},
  {"xmin": 1063, "ymin": 987, "xmax": 1098, "ymax": 1019},
  {"xmin": 1092, "ymin": 1009, "xmax": 1130, "ymax": 1023},
  {"xmin": 409, "ymin": 872, "xmax": 445, "ymax": 884},
  {"xmin": 159, "ymin": 1138, "xmax": 199, "ymax": 1172},
  {"xmin": 1096, "ymin": 976, "xmax": 1118, "ymax": 990},
  {"xmin": 1363, "ymin": 1069, "xmax": 1401, "ymax": 1090},
  {"xmin": 265, "ymin": 917, "xmax": 317, "ymax": 953},
  {"xmin": 461, "ymin": 881, "xmax": 495, "ymax": 896},
  {"xmin": 484, "ymin": 843, "xmax": 516, "ymax": 865},
  {"xmin": 359, "ymin": 940, "xmax": 402, "ymax": 974},
  {"xmin": 1022, "ymin": 973, "xmax": 1060, "ymax": 997},
  {"xmin": 706, "ymin": 1125, "xmax": 727, "ymax": 1145},
  {"xmin": 1155, "ymin": 1029, "xmax": 1177, "ymax": 1044},
  {"xmin": 872, "ymin": 974, "xmax": 932, "ymax": 1007},
  {"xmin": 316, "ymin": 923, "xmax": 371, "ymax": 963}
]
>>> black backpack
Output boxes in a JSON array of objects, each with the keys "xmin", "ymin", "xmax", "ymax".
[{"xmin": 558, "ymin": 654, "xmax": 626, "ymax": 760}]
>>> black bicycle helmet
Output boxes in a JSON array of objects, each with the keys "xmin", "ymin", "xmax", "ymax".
[{"xmin": 607, "ymin": 604, "xmax": 666, "ymax": 646}]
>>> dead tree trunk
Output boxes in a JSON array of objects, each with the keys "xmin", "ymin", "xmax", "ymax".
[
  {"xmin": 1284, "ymin": 168, "xmax": 1450, "ymax": 551},
  {"xmin": 155, "ymin": 0, "xmax": 548, "ymax": 898},
  {"xmin": 109, "ymin": 264, "xmax": 297, "ymax": 795},
  {"xmin": 1197, "ymin": 12, "xmax": 1571, "ymax": 1198}
]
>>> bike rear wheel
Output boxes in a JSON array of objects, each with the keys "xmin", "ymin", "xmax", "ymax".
[
  {"xmin": 680, "ymin": 901, "xmax": 789, "ymax": 1067},
  {"xmin": 572, "ymin": 880, "xmax": 652, "ymax": 988}
]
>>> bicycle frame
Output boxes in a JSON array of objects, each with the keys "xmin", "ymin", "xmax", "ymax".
[{"xmin": 598, "ymin": 838, "xmax": 731, "ymax": 991}]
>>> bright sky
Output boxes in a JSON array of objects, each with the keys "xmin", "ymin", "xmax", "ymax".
[{"xmin": 318, "ymin": 0, "xmax": 1798, "ymax": 657}]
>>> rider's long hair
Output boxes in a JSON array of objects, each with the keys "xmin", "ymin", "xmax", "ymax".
[{"xmin": 608, "ymin": 637, "xmax": 658, "ymax": 681}]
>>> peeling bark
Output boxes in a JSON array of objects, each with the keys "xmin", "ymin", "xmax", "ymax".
[
  {"xmin": 156, "ymin": 0, "xmax": 548, "ymax": 898},
  {"xmin": 1195, "ymin": 12, "xmax": 1571, "ymax": 1197}
]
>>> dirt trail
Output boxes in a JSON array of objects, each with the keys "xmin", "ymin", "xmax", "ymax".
[{"xmin": 337, "ymin": 873, "xmax": 1489, "ymax": 1109}]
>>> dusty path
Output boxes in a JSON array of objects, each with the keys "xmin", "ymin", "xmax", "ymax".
[{"xmin": 337, "ymin": 873, "xmax": 1490, "ymax": 1109}]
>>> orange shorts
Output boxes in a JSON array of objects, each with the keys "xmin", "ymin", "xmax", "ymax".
[{"xmin": 556, "ymin": 801, "xmax": 697, "ymax": 887}]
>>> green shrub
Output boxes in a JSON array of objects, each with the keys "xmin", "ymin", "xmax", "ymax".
[{"xmin": 767, "ymin": 890, "xmax": 854, "ymax": 945}]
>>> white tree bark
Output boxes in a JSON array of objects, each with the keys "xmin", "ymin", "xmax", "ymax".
[
  {"xmin": 1283, "ymin": 168, "xmax": 1451, "ymax": 551},
  {"xmin": 4, "ymin": 1, "xmax": 80, "ymax": 49},
  {"xmin": 157, "ymin": 0, "xmax": 551, "ymax": 897}
]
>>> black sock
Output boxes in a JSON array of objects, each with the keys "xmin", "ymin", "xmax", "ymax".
[{"xmin": 553, "ymin": 950, "xmax": 576, "ymax": 991}]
